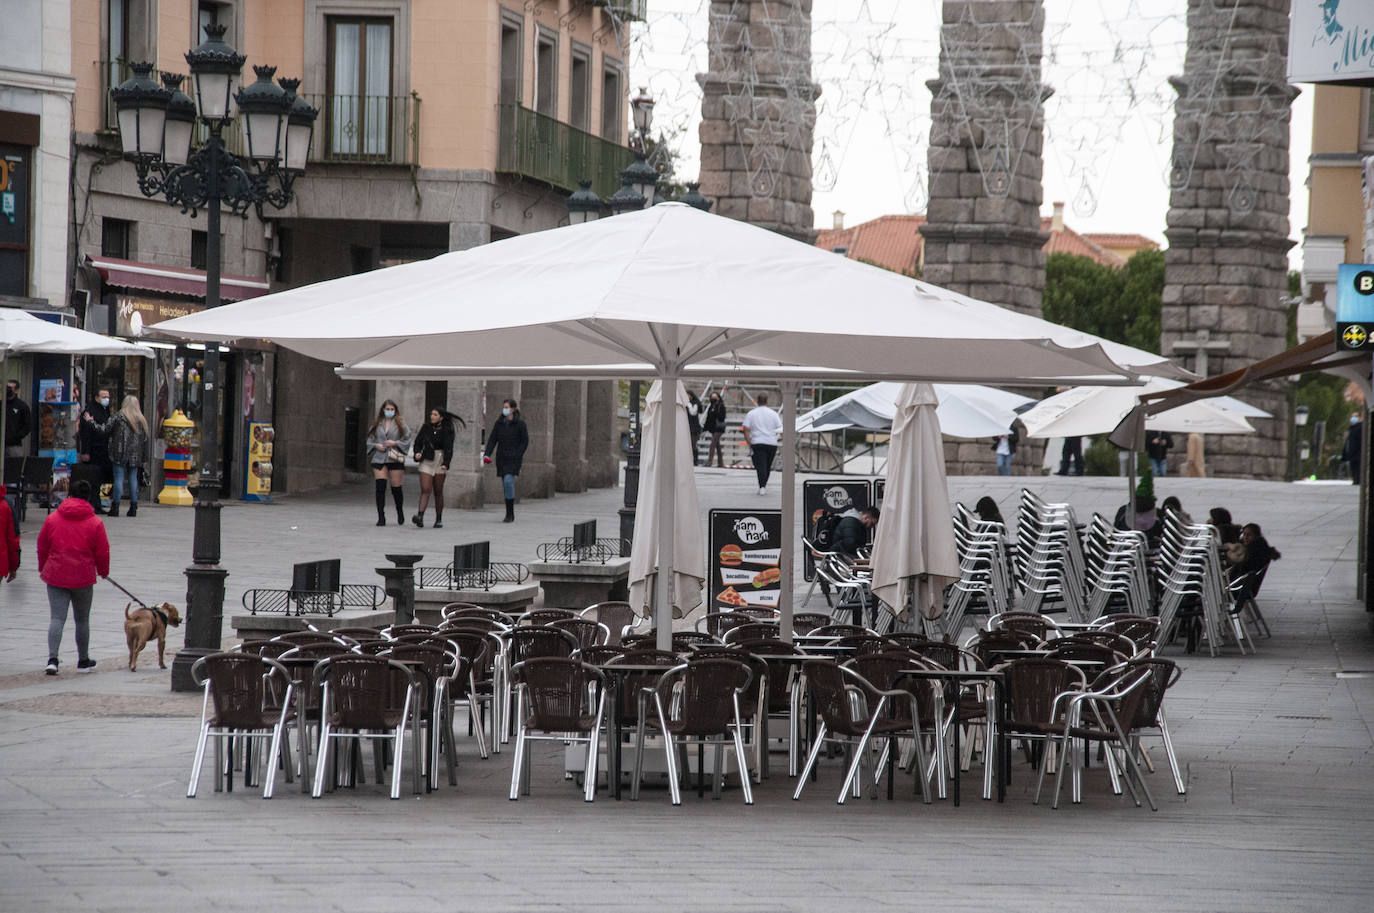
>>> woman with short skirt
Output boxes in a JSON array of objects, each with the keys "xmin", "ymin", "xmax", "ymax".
[
  {"xmin": 366, "ymin": 399, "xmax": 411, "ymax": 526},
  {"xmin": 411, "ymin": 408, "xmax": 463, "ymax": 528}
]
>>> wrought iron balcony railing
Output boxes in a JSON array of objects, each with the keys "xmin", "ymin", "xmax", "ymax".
[
  {"xmin": 299, "ymin": 91, "xmax": 420, "ymax": 166},
  {"xmin": 497, "ymin": 104, "xmax": 634, "ymax": 200}
]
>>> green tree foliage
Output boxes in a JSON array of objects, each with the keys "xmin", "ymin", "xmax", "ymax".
[{"xmin": 1042, "ymin": 250, "xmax": 1163, "ymax": 353}]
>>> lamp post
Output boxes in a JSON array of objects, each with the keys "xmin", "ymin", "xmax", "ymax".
[{"xmin": 111, "ymin": 24, "xmax": 317, "ymax": 691}]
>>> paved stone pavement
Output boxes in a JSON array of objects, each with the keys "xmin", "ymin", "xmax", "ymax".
[{"xmin": 1, "ymin": 469, "xmax": 1372, "ymax": 912}]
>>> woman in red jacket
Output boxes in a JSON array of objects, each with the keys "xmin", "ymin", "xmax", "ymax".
[
  {"xmin": 0, "ymin": 483, "xmax": 18, "ymax": 583},
  {"xmin": 37, "ymin": 480, "xmax": 110, "ymax": 675}
]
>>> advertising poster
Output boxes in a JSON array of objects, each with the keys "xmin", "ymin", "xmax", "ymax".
[
  {"xmin": 708, "ymin": 509, "xmax": 783, "ymax": 611},
  {"xmin": 801, "ymin": 479, "xmax": 872, "ymax": 580},
  {"xmin": 244, "ymin": 421, "xmax": 274, "ymax": 501}
]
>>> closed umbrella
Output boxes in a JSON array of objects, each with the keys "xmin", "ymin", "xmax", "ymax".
[
  {"xmin": 627, "ymin": 380, "xmax": 705, "ymax": 626},
  {"xmin": 869, "ymin": 384, "xmax": 961, "ymax": 626}
]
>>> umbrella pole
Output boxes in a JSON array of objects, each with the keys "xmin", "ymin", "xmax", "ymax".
[
  {"xmin": 653, "ymin": 364, "xmax": 680, "ymax": 652},
  {"xmin": 779, "ymin": 380, "xmax": 798, "ymax": 643},
  {"xmin": 1126, "ymin": 448, "xmax": 1137, "ymax": 530}
]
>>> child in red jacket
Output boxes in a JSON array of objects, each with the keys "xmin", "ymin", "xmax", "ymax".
[{"xmin": 37, "ymin": 481, "xmax": 110, "ymax": 675}]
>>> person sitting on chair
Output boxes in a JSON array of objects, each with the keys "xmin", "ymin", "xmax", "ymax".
[{"xmin": 832, "ymin": 506, "xmax": 879, "ymax": 559}]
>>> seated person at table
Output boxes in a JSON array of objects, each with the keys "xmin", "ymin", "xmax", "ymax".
[
  {"xmin": 1227, "ymin": 523, "xmax": 1281, "ymax": 589},
  {"xmin": 1209, "ymin": 507, "xmax": 1242, "ymax": 544},
  {"xmin": 832, "ymin": 506, "xmax": 879, "ymax": 558},
  {"xmin": 974, "ymin": 496, "xmax": 1005, "ymax": 525}
]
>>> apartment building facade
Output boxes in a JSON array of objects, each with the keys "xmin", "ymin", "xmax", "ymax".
[{"xmin": 69, "ymin": 0, "xmax": 639, "ymax": 503}]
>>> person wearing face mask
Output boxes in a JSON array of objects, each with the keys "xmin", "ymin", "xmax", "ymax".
[
  {"xmin": 77, "ymin": 388, "xmax": 115, "ymax": 509},
  {"xmin": 483, "ymin": 398, "xmax": 528, "ymax": 522},
  {"xmin": 365, "ymin": 399, "xmax": 411, "ymax": 526},
  {"xmin": 5, "ymin": 379, "xmax": 32, "ymax": 460},
  {"xmin": 704, "ymin": 390, "xmax": 727, "ymax": 468},
  {"xmin": 411, "ymin": 408, "xmax": 464, "ymax": 528}
]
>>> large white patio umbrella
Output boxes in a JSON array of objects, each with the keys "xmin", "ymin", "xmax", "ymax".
[
  {"xmin": 1, "ymin": 309, "xmax": 154, "ymax": 482},
  {"xmin": 869, "ymin": 384, "xmax": 960, "ymax": 626},
  {"xmin": 1018, "ymin": 376, "xmax": 1266, "ymax": 439},
  {"xmin": 627, "ymin": 380, "xmax": 704, "ymax": 625},
  {"xmin": 797, "ymin": 381, "xmax": 1036, "ymax": 439},
  {"xmin": 150, "ymin": 204, "xmax": 1187, "ymax": 647}
]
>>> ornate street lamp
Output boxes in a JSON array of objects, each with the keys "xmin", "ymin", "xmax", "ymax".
[
  {"xmin": 110, "ymin": 23, "xmax": 318, "ymax": 692},
  {"xmin": 679, "ymin": 181, "xmax": 713, "ymax": 212},
  {"xmin": 630, "ymin": 86, "xmax": 655, "ymax": 151},
  {"xmin": 566, "ymin": 180, "xmax": 602, "ymax": 225}
]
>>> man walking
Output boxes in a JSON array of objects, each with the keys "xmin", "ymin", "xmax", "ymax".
[
  {"xmin": 5, "ymin": 379, "xmax": 31, "ymax": 460},
  {"xmin": 741, "ymin": 393, "xmax": 783, "ymax": 495},
  {"xmin": 77, "ymin": 388, "xmax": 115, "ymax": 510},
  {"xmin": 1146, "ymin": 430, "xmax": 1173, "ymax": 478}
]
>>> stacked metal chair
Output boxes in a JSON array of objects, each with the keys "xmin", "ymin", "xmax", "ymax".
[
  {"xmin": 1155, "ymin": 512, "xmax": 1251, "ymax": 656},
  {"xmin": 1014, "ymin": 490, "xmax": 1088, "ymax": 624},
  {"xmin": 938, "ymin": 503, "xmax": 1015, "ymax": 641},
  {"xmin": 1081, "ymin": 513, "xmax": 1152, "ymax": 620}
]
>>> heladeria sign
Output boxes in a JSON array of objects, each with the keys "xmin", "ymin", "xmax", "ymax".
[{"xmin": 1289, "ymin": 1, "xmax": 1374, "ymax": 84}]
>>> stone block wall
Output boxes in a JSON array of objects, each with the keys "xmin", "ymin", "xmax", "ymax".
[{"xmin": 1161, "ymin": 0, "xmax": 1294, "ymax": 480}]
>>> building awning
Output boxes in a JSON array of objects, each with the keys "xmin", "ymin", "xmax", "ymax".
[{"xmin": 85, "ymin": 255, "xmax": 269, "ymax": 302}]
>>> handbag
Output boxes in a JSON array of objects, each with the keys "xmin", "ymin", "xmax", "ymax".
[
  {"xmin": 385, "ymin": 447, "xmax": 406, "ymax": 464},
  {"xmin": 138, "ymin": 465, "xmax": 150, "ymax": 488}
]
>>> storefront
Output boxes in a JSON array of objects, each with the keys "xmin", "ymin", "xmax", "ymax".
[{"xmin": 83, "ymin": 257, "xmax": 270, "ymax": 499}]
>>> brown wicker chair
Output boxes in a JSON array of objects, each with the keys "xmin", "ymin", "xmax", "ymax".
[
  {"xmin": 517, "ymin": 608, "xmax": 578, "ymax": 626},
  {"xmin": 439, "ymin": 616, "xmax": 510, "ymax": 635},
  {"xmin": 829, "ymin": 633, "xmax": 896, "ymax": 656},
  {"xmin": 733, "ymin": 638, "xmax": 808, "ymax": 777},
  {"xmin": 722, "ymin": 621, "xmax": 781, "ymax": 644},
  {"xmin": 1055, "ymin": 630, "xmax": 1141, "ymax": 658},
  {"xmin": 580, "ymin": 602, "xmax": 637, "ymax": 645},
  {"xmin": 792, "ymin": 660, "xmax": 932, "ymax": 804},
  {"xmin": 1035, "ymin": 664, "xmax": 1157, "ymax": 810},
  {"xmin": 1095, "ymin": 616, "xmax": 1162, "ymax": 652},
  {"xmin": 324, "ymin": 626, "xmax": 388, "ymax": 644},
  {"xmin": 988, "ymin": 611, "xmax": 1058, "ymax": 643},
  {"xmin": 270, "ymin": 631, "xmax": 349, "ymax": 648},
  {"xmin": 632, "ymin": 658, "xmax": 754, "ymax": 804},
  {"xmin": 698, "ymin": 611, "xmax": 755, "ymax": 638},
  {"xmin": 441, "ymin": 605, "xmax": 515, "ymax": 626},
  {"xmin": 1044, "ymin": 641, "xmax": 1128, "ymax": 668},
  {"xmin": 188, "ymin": 653, "xmax": 295, "ymax": 799},
  {"xmin": 808, "ymin": 623, "xmax": 873, "ymax": 640},
  {"xmin": 966, "ymin": 629, "xmax": 1035, "ymax": 668},
  {"xmin": 498, "ymin": 627, "xmax": 580, "ymax": 746},
  {"xmin": 424, "ymin": 630, "xmax": 497, "ymax": 759},
  {"xmin": 508, "ymin": 657, "xmax": 607, "ymax": 802},
  {"xmin": 311, "ymin": 654, "xmax": 422, "ymax": 799},
  {"xmin": 999, "ymin": 657, "xmax": 1086, "ymax": 775},
  {"xmin": 548, "ymin": 618, "xmax": 611, "ymax": 651},
  {"xmin": 576, "ymin": 645, "xmax": 625, "ymax": 667},
  {"xmin": 381, "ymin": 623, "xmax": 440, "ymax": 640},
  {"xmin": 791, "ymin": 612, "xmax": 833, "ymax": 635},
  {"xmin": 383, "ymin": 642, "xmax": 459, "ymax": 789},
  {"xmin": 671, "ymin": 631, "xmax": 721, "ymax": 651},
  {"xmin": 845, "ymin": 651, "xmax": 943, "ymax": 798},
  {"xmin": 1122, "ymin": 656, "xmax": 1185, "ymax": 794}
]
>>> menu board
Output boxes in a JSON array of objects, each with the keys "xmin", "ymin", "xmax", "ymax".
[
  {"xmin": 801, "ymin": 480, "xmax": 872, "ymax": 580},
  {"xmin": 874, "ymin": 478, "xmax": 885, "ymax": 509},
  {"xmin": 708, "ymin": 509, "xmax": 783, "ymax": 611}
]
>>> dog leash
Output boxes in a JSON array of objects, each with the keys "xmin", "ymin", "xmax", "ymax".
[{"xmin": 106, "ymin": 576, "xmax": 150, "ymax": 609}]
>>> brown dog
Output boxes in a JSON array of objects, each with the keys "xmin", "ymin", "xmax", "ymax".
[{"xmin": 124, "ymin": 602, "xmax": 182, "ymax": 671}]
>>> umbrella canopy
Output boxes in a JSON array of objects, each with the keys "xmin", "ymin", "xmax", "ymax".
[
  {"xmin": 869, "ymin": 384, "xmax": 960, "ymax": 623},
  {"xmin": 796, "ymin": 381, "xmax": 1036, "ymax": 439},
  {"xmin": 149, "ymin": 204, "xmax": 1188, "ymax": 648},
  {"xmin": 1019, "ymin": 377, "xmax": 1265, "ymax": 439},
  {"xmin": 627, "ymin": 380, "xmax": 705, "ymax": 625},
  {"xmin": 150, "ymin": 204, "xmax": 1185, "ymax": 386},
  {"xmin": 1, "ymin": 309, "xmax": 155, "ymax": 358},
  {"xmin": 1, "ymin": 309, "xmax": 154, "ymax": 481}
]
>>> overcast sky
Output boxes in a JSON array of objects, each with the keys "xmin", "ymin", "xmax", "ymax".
[{"xmin": 630, "ymin": 1, "xmax": 1313, "ymax": 263}]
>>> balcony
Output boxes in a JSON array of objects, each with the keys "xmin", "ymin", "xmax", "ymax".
[
  {"xmin": 497, "ymin": 104, "xmax": 634, "ymax": 200},
  {"xmin": 591, "ymin": 0, "xmax": 647, "ymax": 21},
  {"xmin": 301, "ymin": 92, "xmax": 420, "ymax": 166}
]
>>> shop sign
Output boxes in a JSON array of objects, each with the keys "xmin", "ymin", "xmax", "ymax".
[
  {"xmin": 1336, "ymin": 264, "xmax": 1374, "ymax": 351},
  {"xmin": 1289, "ymin": 2, "xmax": 1374, "ymax": 83},
  {"xmin": 115, "ymin": 294, "xmax": 204, "ymax": 338}
]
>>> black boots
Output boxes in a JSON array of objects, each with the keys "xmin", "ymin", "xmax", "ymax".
[
  {"xmin": 127, "ymin": 502, "xmax": 137, "ymax": 517},
  {"xmin": 503, "ymin": 498, "xmax": 515, "ymax": 522},
  {"xmin": 391, "ymin": 486, "xmax": 404, "ymax": 525},
  {"xmin": 412, "ymin": 512, "xmax": 424, "ymax": 528},
  {"xmin": 375, "ymin": 478, "xmax": 387, "ymax": 525},
  {"xmin": 107, "ymin": 501, "xmax": 119, "ymax": 517}
]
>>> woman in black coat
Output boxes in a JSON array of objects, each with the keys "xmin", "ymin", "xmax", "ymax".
[
  {"xmin": 703, "ymin": 391, "xmax": 727, "ymax": 468},
  {"xmin": 483, "ymin": 398, "xmax": 529, "ymax": 522},
  {"xmin": 411, "ymin": 408, "xmax": 463, "ymax": 529}
]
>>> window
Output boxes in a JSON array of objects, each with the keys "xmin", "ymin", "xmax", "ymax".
[
  {"xmin": 272, "ymin": 226, "xmax": 292, "ymax": 284},
  {"xmin": 197, "ymin": 1, "xmax": 225, "ymax": 39},
  {"xmin": 104, "ymin": 2, "xmax": 154, "ymax": 129},
  {"xmin": 601, "ymin": 64, "xmax": 623, "ymax": 141},
  {"xmin": 327, "ymin": 17, "xmax": 393, "ymax": 157},
  {"xmin": 499, "ymin": 16, "xmax": 523, "ymax": 109},
  {"xmin": 190, "ymin": 230, "xmax": 208, "ymax": 270},
  {"xmin": 570, "ymin": 45, "xmax": 591, "ymax": 130},
  {"xmin": 101, "ymin": 218, "xmax": 132, "ymax": 259},
  {"xmin": 535, "ymin": 29, "xmax": 557, "ymax": 117}
]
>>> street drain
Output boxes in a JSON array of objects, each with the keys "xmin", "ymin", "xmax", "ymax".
[
  {"xmin": 1336, "ymin": 671, "xmax": 1374, "ymax": 680},
  {"xmin": 1275, "ymin": 715, "xmax": 1332, "ymax": 721}
]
